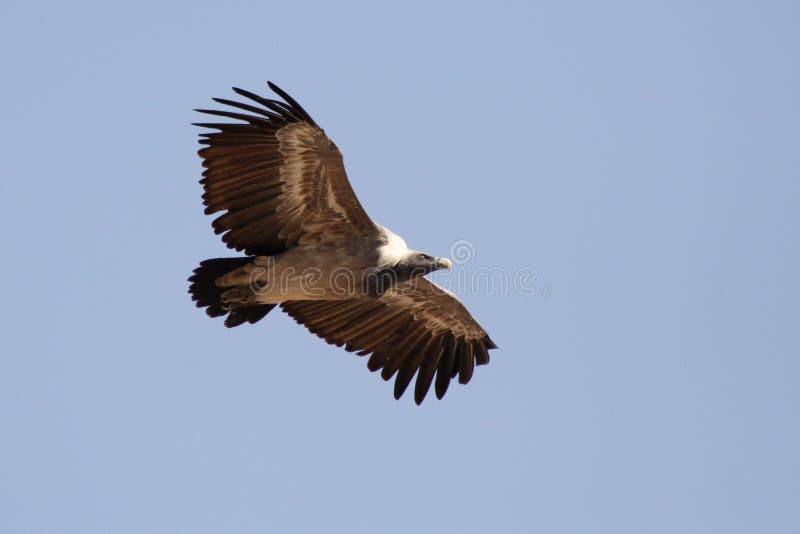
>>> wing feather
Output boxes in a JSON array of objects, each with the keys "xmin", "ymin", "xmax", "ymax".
[
  {"xmin": 458, "ymin": 341, "xmax": 475, "ymax": 384},
  {"xmin": 413, "ymin": 336, "xmax": 445, "ymax": 404},
  {"xmin": 435, "ymin": 336, "xmax": 458, "ymax": 400},
  {"xmin": 196, "ymin": 83, "xmax": 379, "ymax": 255},
  {"xmin": 281, "ymin": 278, "xmax": 496, "ymax": 404}
]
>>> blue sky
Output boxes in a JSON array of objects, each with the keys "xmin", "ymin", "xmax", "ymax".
[{"xmin": 2, "ymin": 1, "xmax": 798, "ymax": 532}]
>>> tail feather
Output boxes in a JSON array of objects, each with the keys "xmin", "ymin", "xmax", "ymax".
[{"xmin": 188, "ymin": 257, "xmax": 276, "ymax": 327}]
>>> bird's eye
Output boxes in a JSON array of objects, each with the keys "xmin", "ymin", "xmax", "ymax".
[{"xmin": 418, "ymin": 253, "xmax": 429, "ymax": 261}]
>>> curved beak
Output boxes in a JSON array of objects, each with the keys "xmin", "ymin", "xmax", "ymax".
[{"xmin": 436, "ymin": 257, "xmax": 453, "ymax": 270}]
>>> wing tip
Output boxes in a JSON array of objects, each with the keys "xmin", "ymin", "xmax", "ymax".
[{"xmin": 266, "ymin": 81, "xmax": 317, "ymax": 126}]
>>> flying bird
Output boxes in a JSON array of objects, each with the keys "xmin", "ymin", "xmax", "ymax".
[{"xmin": 188, "ymin": 82, "xmax": 496, "ymax": 404}]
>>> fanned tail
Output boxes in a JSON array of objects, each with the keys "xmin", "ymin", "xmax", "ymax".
[{"xmin": 188, "ymin": 257, "xmax": 276, "ymax": 327}]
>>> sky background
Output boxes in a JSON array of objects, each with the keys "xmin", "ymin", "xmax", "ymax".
[{"xmin": 2, "ymin": 1, "xmax": 799, "ymax": 532}]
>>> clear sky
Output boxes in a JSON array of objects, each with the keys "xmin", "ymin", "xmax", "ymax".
[{"xmin": 2, "ymin": 1, "xmax": 798, "ymax": 532}]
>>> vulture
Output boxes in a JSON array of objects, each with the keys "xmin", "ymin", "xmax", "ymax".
[{"xmin": 188, "ymin": 82, "xmax": 496, "ymax": 404}]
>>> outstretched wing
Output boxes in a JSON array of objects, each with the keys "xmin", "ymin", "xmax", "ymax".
[
  {"xmin": 281, "ymin": 278, "xmax": 497, "ymax": 404},
  {"xmin": 195, "ymin": 82, "xmax": 379, "ymax": 256}
]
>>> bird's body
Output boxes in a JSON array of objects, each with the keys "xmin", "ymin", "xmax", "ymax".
[
  {"xmin": 214, "ymin": 245, "xmax": 373, "ymax": 303},
  {"xmin": 189, "ymin": 82, "xmax": 495, "ymax": 403},
  {"xmin": 213, "ymin": 225, "xmax": 411, "ymax": 304}
]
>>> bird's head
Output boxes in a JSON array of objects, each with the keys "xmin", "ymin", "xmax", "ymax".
[{"xmin": 393, "ymin": 251, "xmax": 452, "ymax": 278}]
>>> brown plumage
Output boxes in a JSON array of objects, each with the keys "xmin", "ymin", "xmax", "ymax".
[
  {"xmin": 189, "ymin": 82, "xmax": 496, "ymax": 404},
  {"xmin": 196, "ymin": 82, "xmax": 377, "ymax": 255}
]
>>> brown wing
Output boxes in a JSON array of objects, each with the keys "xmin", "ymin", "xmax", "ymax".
[
  {"xmin": 281, "ymin": 277, "xmax": 497, "ymax": 404},
  {"xmin": 195, "ymin": 82, "xmax": 379, "ymax": 256}
]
